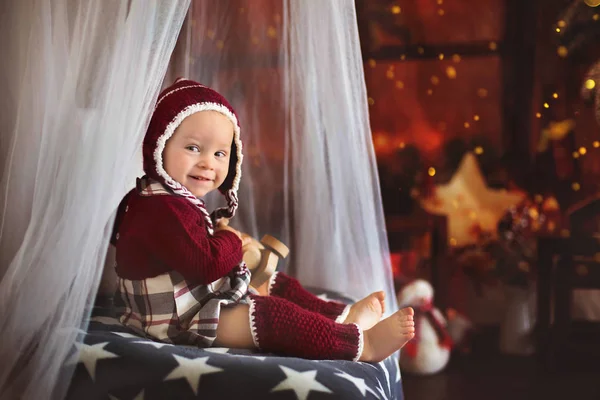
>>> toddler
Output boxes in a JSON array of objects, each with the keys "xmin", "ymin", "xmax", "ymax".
[{"xmin": 112, "ymin": 78, "xmax": 415, "ymax": 362}]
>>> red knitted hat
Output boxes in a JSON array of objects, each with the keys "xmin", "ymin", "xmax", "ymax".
[{"xmin": 143, "ymin": 78, "xmax": 243, "ymax": 220}]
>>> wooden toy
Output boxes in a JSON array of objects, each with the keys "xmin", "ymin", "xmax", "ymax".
[{"xmin": 242, "ymin": 234, "xmax": 289, "ymax": 289}]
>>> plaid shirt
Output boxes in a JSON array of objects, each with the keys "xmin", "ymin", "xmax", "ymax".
[{"xmin": 114, "ymin": 179, "xmax": 251, "ymax": 346}]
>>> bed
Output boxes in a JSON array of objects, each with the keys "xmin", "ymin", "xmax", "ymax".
[{"xmin": 66, "ymin": 290, "xmax": 404, "ymax": 400}]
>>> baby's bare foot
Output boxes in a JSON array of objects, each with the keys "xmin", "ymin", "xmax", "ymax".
[
  {"xmin": 344, "ymin": 291, "xmax": 385, "ymax": 331},
  {"xmin": 359, "ymin": 307, "xmax": 415, "ymax": 363}
]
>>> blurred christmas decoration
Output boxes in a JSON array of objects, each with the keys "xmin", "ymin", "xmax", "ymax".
[
  {"xmin": 557, "ymin": 0, "xmax": 600, "ymax": 124},
  {"xmin": 494, "ymin": 198, "xmax": 562, "ymax": 287},
  {"xmin": 537, "ymin": 119, "xmax": 576, "ymax": 152},
  {"xmin": 453, "ymin": 195, "xmax": 563, "ymax": 293},
  {"xmin": 421, "ymin": 152, "xmax": 525, "ymax": 247},
  {"xmin": 581, "ymin": 60, "xmax": 600, "ymax": 124},
  {"xmin": 556, "ymin": 0, "xmax": 600, "ymax": 56},
  {"xmin": 357, "ymin": 0, "xmax": 411, "ymax": 53},
  {"xmin": 397, "ymin": 279, "xmax": 453, "ymax": 375}
]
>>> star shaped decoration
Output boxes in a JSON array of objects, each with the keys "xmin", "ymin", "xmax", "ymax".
[
  {"xmin": 65, "ymin": 342, "xmax": 119, "ymax": 381},
  {"xmin": 421, "ymin": 152, "xmax": 525, "ymax": 247},
  {"xmin": 270, "ymin": 366, "xmax": 332, "ymax": 400},
  {"xmin": 164, "ymin": 355, "xmax": 223, "ymax": 395}
]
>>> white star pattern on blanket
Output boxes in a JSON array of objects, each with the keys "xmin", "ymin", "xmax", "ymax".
[
  {"xmin": 270, "ymin": 366, "xmax": 332, "ymax": 400},
  {"xmin": 65, "ymin": 342, "xmax": 119, "ymax": 381},
  {"xmin": 164, "ymin": 355, "xmax": 223, "ymax": 395},
  {"xmin": 66, "ymin": 298, "xmax": 403, "ymax": 399},
  {"xmin": 131, "ymin": 340, "xmax": 172, "ymax": 349},
  {"xmin": 203, "ymin": 347, "xmax": 230, "ymax": 354},
  {"xmin": 112, "ymin": 332, "xmax": 141, "ymax": 339},
  {"xmin": 335, "ymin": 370, "xmax": 370, "ymax": 396}
]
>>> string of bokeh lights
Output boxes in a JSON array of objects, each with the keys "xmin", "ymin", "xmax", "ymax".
[{"xmin": 366, "ymin": 1, "xmax": 600, "ymax": 191}]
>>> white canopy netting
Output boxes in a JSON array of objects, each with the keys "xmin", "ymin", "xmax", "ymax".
[{"xmin": 0, "ymin": 1, "xmax": 396, "ymax": 398}]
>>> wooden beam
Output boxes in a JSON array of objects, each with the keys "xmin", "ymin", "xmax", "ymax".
[
  {"xmin": 501, "ymin": 0, "xmax": 538, "ymax": 181},
  {"xmin": 363, "ymin": 41, "xmax": 503, "ymax": 62}
]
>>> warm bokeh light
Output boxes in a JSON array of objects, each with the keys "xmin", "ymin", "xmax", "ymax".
[
  {"xmin": 374, "ymin": 132, "xmax": 389, "ymax": 149},
  {"xmin": 557, "ymin": 46, "xmax": 568, "ymax": 57},
  {"xmin": 534, "ymin": 194, "xmax": 543, "ymax": 203},
  {"xmin": 474, "ymin": 146, "xmax": 484, "ymax": 155},
  {"xmin": 579, "ymin": 147, "xmax": 587, "ymax": 155},
  {"xmin": 428, "ymin": 167, "xmax": 436, "ymax": 177},
  {"xmin": 446, "ymin": 66, "xmax": 457, "ymax": 79},
  {"xmin": 585, "ymin": 79, "xmax": 596, "ymax": 90},
  {"xmin": 584, "ymin": 0, "xmax": 600, "ymax": 7}
]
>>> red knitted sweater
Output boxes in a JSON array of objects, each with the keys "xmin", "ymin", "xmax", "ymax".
[{"xmin": 114, "ymin": 190, "xmax": 243, "ymax": 284}]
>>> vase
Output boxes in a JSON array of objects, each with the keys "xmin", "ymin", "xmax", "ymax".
[{"xmin": 499, "ymin": 284, "xmax": 536, "ymax": 355}]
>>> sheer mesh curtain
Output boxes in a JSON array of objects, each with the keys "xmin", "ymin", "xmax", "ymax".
[
  {"xmin": 0, "ymin": 1, "xmax": 189, "ymax": 398},
  {"xmin": 187, "ymin": 1, "xmax": 397, "ymax": 313}
]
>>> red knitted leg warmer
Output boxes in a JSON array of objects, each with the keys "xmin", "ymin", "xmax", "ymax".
[
  {"xmin": 248, "ymin": 294, "xmax": 363, "ymax": 361},
  {"xmin": 268, "ymin": 272, "xmax": 350, "ymax": 322}
]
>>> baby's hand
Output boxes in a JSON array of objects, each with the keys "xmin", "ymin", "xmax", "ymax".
[
  {"xmin": 216, "ymin": 219, "xmax": 242, "ymax": 240},
  {"xmin": 240, "ymin": 233, "xmax": 254, "ymax": 247}
]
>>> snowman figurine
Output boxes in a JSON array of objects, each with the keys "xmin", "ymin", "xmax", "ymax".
[{"xmin": 397, "ymin": 279, "xmax": 453, "ymax": 375}]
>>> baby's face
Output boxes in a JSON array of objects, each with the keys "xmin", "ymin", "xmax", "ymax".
[{"xmin": 163, "ymin": 110, "xmax": 234, "ymax": 198}]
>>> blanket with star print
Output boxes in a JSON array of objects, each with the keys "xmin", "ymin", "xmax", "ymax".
[{"xmin": 66, "ymin": 289, "xmax": 403, "ymax": 400}]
